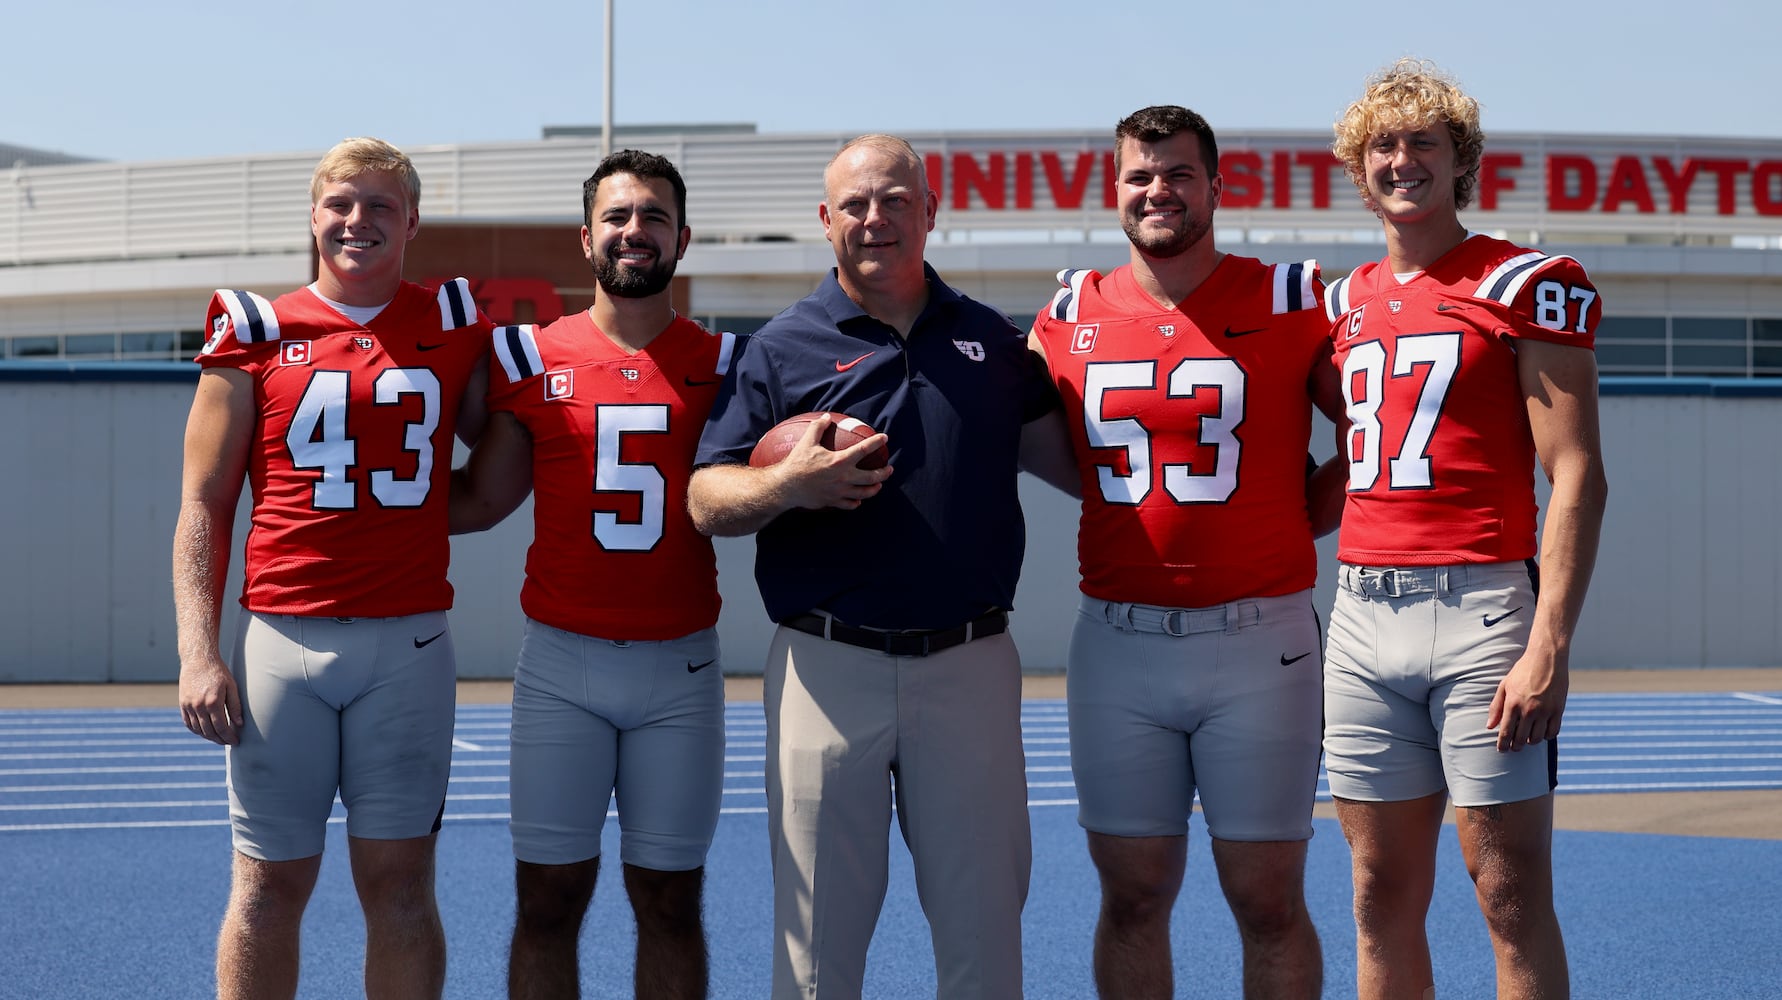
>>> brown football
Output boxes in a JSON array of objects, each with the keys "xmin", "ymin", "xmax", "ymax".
[{"xmin": 748, "ymin": 411, "xmax": 889, "ymax": 470}]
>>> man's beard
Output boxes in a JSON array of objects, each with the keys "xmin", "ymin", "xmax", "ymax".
[
  {"xmin": 592, "ymin": 243, "xmax": 678, "ymax": 298},
  {"xmin": 1121, "ymin": 205, "xmax": 1212, "ymax": 260}
]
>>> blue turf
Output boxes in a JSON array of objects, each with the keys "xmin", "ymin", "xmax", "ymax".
[
  {"xmin": 3, "ymin": 815, "xmax": 1782, "ymax": 997},
  {"xmin": 3, "ymin": 694, "xmax": 1781, "ymax": 998}
]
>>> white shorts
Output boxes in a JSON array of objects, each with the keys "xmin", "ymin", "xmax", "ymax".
[
  {"xmin": 1323, "ymin": 561, "xmax": 1558, "ymax": 807},
  {"xmin": 508, "ymin": 618, "xmax": 725, "ymax": 870},
  {"xmin": 227, "ymin": 611, "xmax": 456, "ymax": 861},
  {"xmin": 1067, "ymin": 591, "xmax": 1323, "ymax": 842}
]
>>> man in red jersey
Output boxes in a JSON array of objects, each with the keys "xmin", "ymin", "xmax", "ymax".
[
  {"xmin": 450, "ymin": 150, "xmax": 729, "ymax": 1000},
  {"xmin": 1029, "ymin": 105, "xmax": 1344, "ymax": 999},
  {"xmin": 1322, "ymin": 59, "xmax": 1607, "ymax": 1000},
  {"xmin": 173, "ymin": 137, "xmax": 490, "ymax": 1000}
]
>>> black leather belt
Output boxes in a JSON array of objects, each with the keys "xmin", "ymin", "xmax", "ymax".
[{"xmin": 781, "ymin": 610, "xmax": 1008, "ymax": 658}]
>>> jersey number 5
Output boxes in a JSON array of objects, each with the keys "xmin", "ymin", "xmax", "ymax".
[
  {"xmin": 1341, "ymin": 333, "xmax": 1459, "ymax": 491},
  {"xmin": 1082, "ymin": 358, "xmax": 1244, "ymax": 505},
  {"xmin": 286, "ymin": 369, "xmax": 442, "ymax": 509},
  {"xmin": 591, "ymin": 404, "xmax": 668, "ymax": 551}
]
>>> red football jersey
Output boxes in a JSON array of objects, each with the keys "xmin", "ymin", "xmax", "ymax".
[
  {"xmin": 1325, "ymin": 234, "xmax": 1601, "ymax": 566},
  {"xmin": 197, "ymin": 279, "xmax": 488, "ymax": 616},
  {"xmin": 488, "ymin": 312, "xmax": 736, "ymax": 640},
  {"xmin": 1032, "ymin": 257, "xmax": 1329, "ymax": 607}
]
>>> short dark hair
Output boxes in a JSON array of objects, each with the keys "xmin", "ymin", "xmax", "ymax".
[
  {"xmin": 582, "ymin": 149, "xmax": 688, "ymax": 229},
  {"xmin": 1114, "ymin": 106, "xmax": 1219, "ymax": 175}
]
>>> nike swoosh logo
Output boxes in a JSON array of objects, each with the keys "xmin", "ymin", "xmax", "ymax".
[
  {"xmin": 1280, "ymin": 652, "xmax": 1313, "ymax": 666},
  {"xmin": 416, "ymin": 342, "xmax": 448, "ymax": 351},
  {"xmin": 835, "ymin": 352, "xmax": 875, "ymax": 372},
  {"xmin": 414, "ymin": 630, "xmax": 448, "ymax": 648},
  {"xmin": 1435, "ymin": 302, "xmax": 1465, "ymax": 312},
  {"xmin": 1482, "ymin": 607, "xmax": 1523, "ymax": 628},
  {"xmin": 684, "ymin": 376, "xmax": 722, "ymax": 386},
  {"xmin": 687, "ymin": 658, "xmax": 717, "ymax": 673},
  {"xmin": 1223, "ymin": 326, "xmax": 1267, "ymax": 338}
]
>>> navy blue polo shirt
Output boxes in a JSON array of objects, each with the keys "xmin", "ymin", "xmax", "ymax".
[{"xmin": 695, "ymin": 264, "xmax": 1058, "ymax": 630}]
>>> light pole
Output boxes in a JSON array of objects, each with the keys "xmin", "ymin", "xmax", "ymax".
[{"xmin": 602, "ymin": 0, "xmax": 614, "ymax": 158}]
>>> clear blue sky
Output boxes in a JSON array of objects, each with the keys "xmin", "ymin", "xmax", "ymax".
[{"xmin": 17, "ymin": 0, "xmax": 1780, "ymax": 163}]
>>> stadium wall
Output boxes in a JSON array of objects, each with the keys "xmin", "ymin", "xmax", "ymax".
[{"xmin": 1, "ymin": 365, "xmax": 1776, "ymax": 682}]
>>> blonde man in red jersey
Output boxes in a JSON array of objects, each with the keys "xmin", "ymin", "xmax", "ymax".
[
  {"xmin": 174, "ymin": 137, "xmax": 490, "ymax": 999},
  {"xmin": 1322, "ymin": 59, "xmax": 1607, "ymax": 999},
  {"xmin": 1030, "ymin": 105, "xmax": 1345, "ymax": 999},
  {"xmin": 450, "ymin": 150, "xmax": 730, "ymax": 1000}
]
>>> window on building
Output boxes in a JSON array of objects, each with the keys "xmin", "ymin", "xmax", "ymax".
[
  {"xmin": 1669, "ymin": 317, "xmax": 1748, "ymax": 376},
  {"xmin": 1752, "ymin": 319, "xmax": 1782, "ymax": 377},
  {"xmin": 1596, "ymin": 343, "xmax": 1667, "ymax": 372},
  {"xmin": 9, "ymin": 336, "xmax": 60, "ymax": 358},
  {"xmin": 178, "ymin": 330, "xmax": 208, "ymax": 357},
  {"xmin": 1595, "ymin": 316, "xmax": 1668, "ymax": 376},
  {"xmin": 64, "ymin": 334, "xmax": 118, "ymax": 357},
  {"xmin": 120, "ymin": 332, "xmax": 179, "ymax": 359}
]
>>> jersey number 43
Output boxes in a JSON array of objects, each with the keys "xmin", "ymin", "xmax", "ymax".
[{"xmin": 285, "ymin": 369, "xmax": 441, "ymax": 509}]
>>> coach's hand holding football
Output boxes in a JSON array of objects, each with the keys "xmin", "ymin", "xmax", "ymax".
[{"xmin": 754, "ymin": 413, "xmax": 892, "ymax": 513}]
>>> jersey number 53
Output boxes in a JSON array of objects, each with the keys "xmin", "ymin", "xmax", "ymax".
[{"xmin": 1082, "ymin": 358, "xmax": 1245, "ymax": 504}]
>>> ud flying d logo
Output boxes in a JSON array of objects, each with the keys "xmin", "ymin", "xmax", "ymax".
[
  {"xmin": 545, "ymin": 369, "xmax": 574, "ymax": 401},
  {"xmin": 1388, "ymin": 300, "xmax": 1402, "ymax": 314},
  {"xmin": 1070, "ymin": 324, "xmax": 1099, "ymax": 354},
  {"xmin": 279, "ymin": 340, "xmax": 311, "ymax": 366},
  {"xmin": 1157, "ymin": 324, "xmax": 1176, "ymax": 339},
  {"xmin": 953, "ymin": 340, "xmax": 986, "ymax": 362},
  {"xmin": 353, "ymin": 336, "xmax": 375, "ymax": 352}
]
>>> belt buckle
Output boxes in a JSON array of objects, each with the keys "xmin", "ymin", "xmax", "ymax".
[
  {"xmin": 1380, "ymin": 571, "xmax": 1401, "ymax": 598},
  {"xmin": 1161, "ymin": 609, "xmax": 1191, "ymax": 637},
  {"xmin": 883, "ymin": 631, "xmax": 928, "ymax": 657}
]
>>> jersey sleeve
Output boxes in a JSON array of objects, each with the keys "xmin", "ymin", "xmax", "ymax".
[
  {"xmin": 486, "ymin": 323, "xmax": 543, "ymax": 413},
  {"xmin": 1029, "ymin": 268, "xmax": 1101, "ymax": 372},
  {"xmin": 196, "ymin": 289, "xmax": 280, "ymax": 369},
  {"xmin": 1481, "ymin": 254, "xmax": 1601, "ymax": 350},
  {"xmin": 433, "ymin": 277, "xmax": 482, "ymax": 331},
  {"xmin": 1270, "ymin": 258, "xmax": 1322, "ymax": 316}
]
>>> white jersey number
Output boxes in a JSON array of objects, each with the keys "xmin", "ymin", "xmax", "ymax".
[
  {"xmin": 1082, "ymin": 358, "xmax": 1245, "ymax": 505},
  {"xmin": 591, "ymin": 404, "xmax": 668, "ymax": 551},
  {"xmin": 286, "ymin": 368, "xmax": 442, "ymax": 509},
  {"xmin": 1341, "ymin": 333, "xmax": 1459, "ymax": 491},
  {"xmin": 1532, "ymin": 279, "xmax": 1597, "ymax": 333}
]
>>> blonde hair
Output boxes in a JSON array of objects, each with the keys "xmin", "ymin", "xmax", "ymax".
[
  {"xmin": 824, "ymin": 134, "xmax": 929, "ymax": 201},
  {"xmin": 309, "ymin": 137, "xmax": 421, "ymax": 209},
  {"xmin": 1332, "ymin": 58, "xmax": 1484, "ymax": 210}
]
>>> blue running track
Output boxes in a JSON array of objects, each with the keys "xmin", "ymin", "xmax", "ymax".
[{"xmin": 1, "ymin": 692, "xmax": 1779, "ymax": 997}]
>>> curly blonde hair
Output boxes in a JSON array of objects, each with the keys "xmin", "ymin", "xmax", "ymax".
[{"xmin": 1332, "ymin": 58, "xmax": 1484, "ymax": 211}]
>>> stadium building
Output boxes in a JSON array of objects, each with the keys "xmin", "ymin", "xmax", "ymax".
[
  {"xmin": 8, "ymin": 124, "xmax": 1782, "ymax": 372},
  {"xmin": 4, "ymin": 126, "xmax": 1780, "ymax": 680}
]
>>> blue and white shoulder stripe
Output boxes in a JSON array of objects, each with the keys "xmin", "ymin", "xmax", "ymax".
[
  {"xmin": 435, "ymin": 277, "xmax": 477, "ymax": 330},
  {"xmin": 492, "ymin": 324, "xmax": 543, "ymax": 383},
  {"xmin": 1324, "ymin": 274, "xmax": 1353, "ymax": 322},
  {"xmin": 1046, "ymin": 268, "xmax": 1098, "ymax": 323},
  {"xmin": 211, "ymin": 289, "xmax": 280, "ymax": 346},
  {"xmin": 1271, "ymin": 259, "xmax": 1319, "ymax": 315},
  {"xmin": 1475, "ymin": 252, "xmax": 1576, "ymax": 307}
]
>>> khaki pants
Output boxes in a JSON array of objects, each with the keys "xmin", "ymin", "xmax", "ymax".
[{"xmin": 765, "ymin": 626, "xmax": 1031, "ymax": 1000}]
